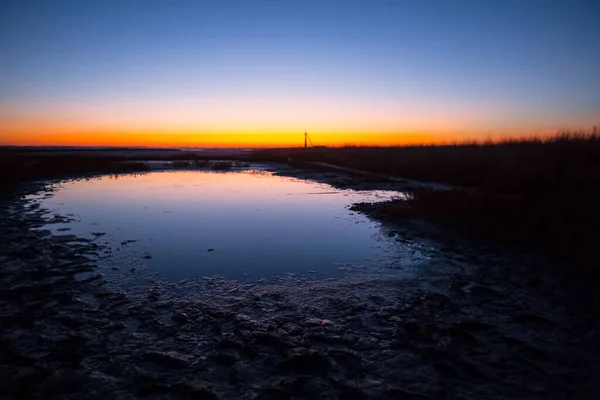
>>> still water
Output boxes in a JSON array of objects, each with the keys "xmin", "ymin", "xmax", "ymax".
[{"xmin": 34, "ymin": 169, "xmax": 414, "ymax": 281}]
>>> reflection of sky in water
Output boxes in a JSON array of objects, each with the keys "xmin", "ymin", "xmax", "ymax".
[{"xmin": 33, "ymin": 170, "xmax": 412, "ymax": 281}]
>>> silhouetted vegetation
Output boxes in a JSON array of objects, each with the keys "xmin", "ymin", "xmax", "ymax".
[
  {"xmin": 256, "ymin": 131, "xmax": 600, "ymax": 194},
  {"xmin": 353, "ymin": 189, "xmax": 598, "ymax": 273},
  {"xmin": 259, "ymin": 132, "xmax": 600, "ymax": 273},
  {"xmin": 0, "ymin": 150, "xmax": 149, "ymax": 190}
]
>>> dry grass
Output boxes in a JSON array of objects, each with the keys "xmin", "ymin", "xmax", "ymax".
[
  {"xmin": 257, "ymin": 131, "xmax": 600, "ymax": 195},
  {"xmin": 364, "ymin": 190, "xmax": 598, "ymax": 268}
]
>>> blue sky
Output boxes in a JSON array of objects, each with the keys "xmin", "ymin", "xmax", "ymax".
[{"xmin": 1, "ymin": 0, "xmax": 599, "ymax": 145}]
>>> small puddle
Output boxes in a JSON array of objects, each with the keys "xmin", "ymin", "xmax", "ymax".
[{"xmin": 29, "ymin": 168, "xmax": 426, "ymax": 282}]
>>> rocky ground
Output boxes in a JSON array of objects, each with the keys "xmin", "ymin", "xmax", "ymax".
[{"xmin": 1, "ymin": 176, "xmax": 600, "ymax": 399}]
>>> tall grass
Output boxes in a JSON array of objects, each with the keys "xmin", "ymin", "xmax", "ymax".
[{"xmin": 257, "ymin": 131, "xmax": 600, "ymax": 195}]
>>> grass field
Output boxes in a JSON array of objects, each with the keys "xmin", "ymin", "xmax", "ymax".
[{"xmin": 255, "ymin": 131, "xmax": 600, "ymax": 194}]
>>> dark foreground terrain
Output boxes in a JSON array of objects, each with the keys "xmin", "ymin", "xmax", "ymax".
[{"xmin": 1, "ymin": 169, "xmax": 600, "ymax": 399}]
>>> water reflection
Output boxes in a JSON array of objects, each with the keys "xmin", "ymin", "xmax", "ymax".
[{"xmin": 35, "ymin": 169, "xmax": 408, "ymax": 280}]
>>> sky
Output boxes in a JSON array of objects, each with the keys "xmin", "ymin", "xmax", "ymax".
[{"xmin": 1, "ymin": 0, "xmax": 599, "ymax": 147}]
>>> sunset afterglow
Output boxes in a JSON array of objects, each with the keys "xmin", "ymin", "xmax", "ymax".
[{"xmin": 2, "ymin": 1, "xmax": 599, "ymax": 147}]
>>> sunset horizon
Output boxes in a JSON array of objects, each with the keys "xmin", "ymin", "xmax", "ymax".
[
  {"xmin": 2, "ymin": 129, "xmax": 593, "ymax": 148},
  {"xmin": 2, "ymin": 1, "xmax": 599, "ymax": 148},
  {"xmin": 1, "ymin": 121, "xmax": 595, "ymax": 148}
]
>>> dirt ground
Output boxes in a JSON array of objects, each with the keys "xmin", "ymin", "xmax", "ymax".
[{"xmin": 1, "ymin": 168, "xmax": 600, "ymax": 399}]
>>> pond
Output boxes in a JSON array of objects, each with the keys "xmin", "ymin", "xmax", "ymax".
[{"xmin": 31, "ymin": 167, "xmax": 421, "ymax": 281}]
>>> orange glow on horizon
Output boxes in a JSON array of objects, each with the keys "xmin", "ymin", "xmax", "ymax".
[
  {"xmin": 4, "ymin": 95, "xmax": 582, "ymax": 147},
  {"xmin": 2, "ymin": 94, "xmax": 595, "ymax": 147},
  {"xmin": 0, "ymin": 110, "xmax": 591, "ymax": 147},
  {"xmin": 0, "ymin": 130, "xmax": 449, "ymax": 147}
]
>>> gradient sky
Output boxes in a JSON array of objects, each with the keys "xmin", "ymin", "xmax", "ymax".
[{"xmin": 1, "ymin": 0, "xmax": 599, "ymax": 147}]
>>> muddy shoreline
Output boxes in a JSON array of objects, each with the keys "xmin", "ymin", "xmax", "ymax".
[{"xmin": 2, "ymin": 170, "xmax": 600, "ymax": 399}]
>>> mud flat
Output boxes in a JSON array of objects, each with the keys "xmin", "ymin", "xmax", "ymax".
[{"xmin": 2, "ymin": 177, "xmax": 600, "ymax": 399}]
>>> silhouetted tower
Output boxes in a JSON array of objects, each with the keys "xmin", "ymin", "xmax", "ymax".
[{"xmin": 304, "ymin": 131, "xmax": 314, "ymax": 148}]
